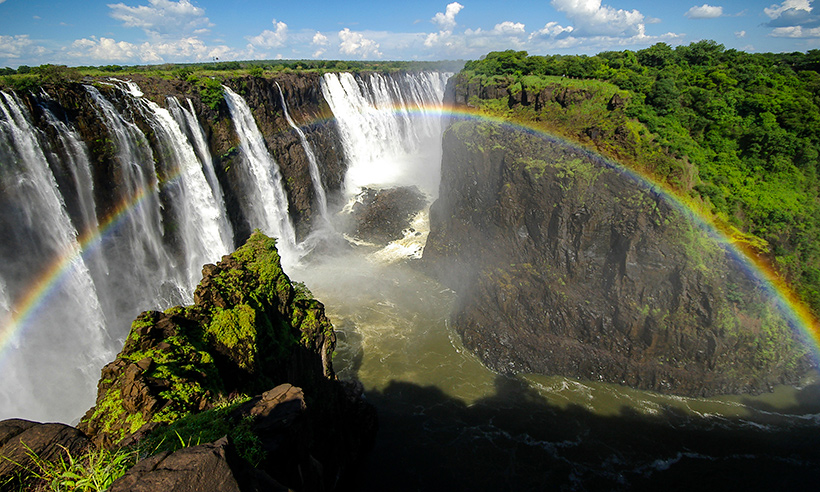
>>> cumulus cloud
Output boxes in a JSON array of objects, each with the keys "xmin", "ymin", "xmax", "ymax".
[
  {"xmin": 763, "ymin": 0, "xmax": 820, "ymax": 37},
  {"xmin": 736, "ymin": 30, "xmax": 747, "ymax": 37},
  {"xmin": 338, "ymin": 28, "xmax": 382, "ymax": 58},
  {"xmin": 685, "ymin": 4, "xmax": 724, "ymax": 19},
  {"xmin": 66, "ymin": 35, "xmax": 236, "ymax": 63},
  {"xmin": 246, "ymin": 19, "xmax": 288, "ymax": 48},
  {"xmin": 313, "ymin": 32, "xmax": 330, "ymax": 46},
  {"xmin": 492, "ymin": 21, "xmax": 526, "ymax": 35},
  {"xmin": 764, "ymin": 0, "xmax": 812, "ymax": 18},
  {"xmin": 550, "ymin": 0, "xmax": 646, "ymax": 37},
  {"xmin": 432, "ymin": 2, "xmax": 464, "ymax": 30},
  {"xmin": 0, "ymin": 35, "xmax": 46, "ymax": 60},
  {"xmin": 770, "ymin": 25, "xmax": 820, "ymax": 36},
  {"xmin": 107, "ymin": 0, "xmax": 213, "ymax": 37},
  {"xmin": 530, "ymin": 21, "xmax": 574, "ymax": 38}
]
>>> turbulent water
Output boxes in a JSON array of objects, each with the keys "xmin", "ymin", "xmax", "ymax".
[{"xmin": 1, "ymin": 72, "xmax": 819, "ymax": 489}]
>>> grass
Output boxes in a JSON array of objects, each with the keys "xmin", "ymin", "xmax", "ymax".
[{"xmin": 0, "ymin": 443, "xmax": 137, "ymax": 492}]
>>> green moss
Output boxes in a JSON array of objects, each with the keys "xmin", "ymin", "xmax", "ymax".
[{"xmin": 207, "ymin": 304, "xmax": 258, "ymax": 370}]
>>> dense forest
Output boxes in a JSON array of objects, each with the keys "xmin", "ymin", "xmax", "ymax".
[{"xmin": 459, "ymin": 43, "xmax": 820, "ymax": 316}]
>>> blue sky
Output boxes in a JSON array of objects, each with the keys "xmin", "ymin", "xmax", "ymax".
[{"xmin": 1, "ymin": 0, "xmax": 819, "ymax": 68}]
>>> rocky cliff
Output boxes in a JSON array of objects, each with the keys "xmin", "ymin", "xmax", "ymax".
[
  {"xmin": 424, "ymin": 119, "xmax": 810, "ymax": 396},
  {"xmin": 16, "ymin": 72, "xmax": 345, "ymax": 245},
  {"xmin": 1, "ymin": 232, "xmax": 376, "ymax": 491}
]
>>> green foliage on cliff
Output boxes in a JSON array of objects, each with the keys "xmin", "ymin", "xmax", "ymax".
[
  {"xmin": 459, "ymin": 45, "xmax": 820, "ymax": 315},
  {"xmin": 79, "ymin": 231, "xmax": 333, "ymax": 446}
]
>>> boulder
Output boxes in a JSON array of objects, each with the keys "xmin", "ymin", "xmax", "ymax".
[
  {"xmin": 107, "ymin": 436, "xmax": 286, "ymax": 492},
  {"xmin": 0, "ymin": 419, "xmax": 90, "ymax": 490}
]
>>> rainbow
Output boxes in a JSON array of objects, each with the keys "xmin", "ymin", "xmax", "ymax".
[
  {"xmin": 0, "ymin": 176, "xmax": 160, "ymax": 365},
  {"xmin": 2, "ymin": 100, "xmax": 819, "ymax": 374}
]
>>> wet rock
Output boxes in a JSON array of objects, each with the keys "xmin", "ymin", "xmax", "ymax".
[{"xmin": 351, "ymin": 186, "xmax": 427, "ymax": 244}]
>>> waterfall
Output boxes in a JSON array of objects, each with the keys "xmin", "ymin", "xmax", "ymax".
[
  {"xmin": 169, "ymin": 97, "xmax": 230, "ymax": 223},
  {"xmin": 84, "ymin": 84, "xmax": 188, "ymax": 312},
  {"xmin": 0, "ymin": 91, "xmax": 111, "ymax": 423},
  {"xmin": 222, "ymin": 85, "xmax": 301, "ymax": 265},
  {"xmin": 275, "ymin": 81, "xmax": 329, "ymax": 223},
  {"xmin": 113, "ymin": 81, "xmax": 232, "ymax": 292},
  {"xmin": 38, "ymin": 95, "xmax": 100, "ymax": 239},
  {"xmin": 320, "ymin": 72, "xmax": 449, "ymax": 197}
]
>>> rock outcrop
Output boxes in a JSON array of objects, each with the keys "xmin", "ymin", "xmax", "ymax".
[
  {"xmin": 0, "ymin": 232, "xmax": 375, "ymax": 491},
  {"xmin": 350, "ymin": 186, "xmax": 427, "ymax": 245},
  {"xmin": 424, "ymin": 120, "xmax": 810, "ymax": 396}
]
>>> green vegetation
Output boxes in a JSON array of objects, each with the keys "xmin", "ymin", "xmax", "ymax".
[
  {"xmin": 0, "ymin": 444, "xmax": 137, "ymax": 492},
  {"xmin": 459, "ymin": 46, "xmax": 820, "ymax": 316},
  {"xmin": 139, "ymin": 396, "xmax": 266, "ymax": 466},
  {"xmin": 0, "ymin": 58, "xmax": 463, "ymax": 91}
]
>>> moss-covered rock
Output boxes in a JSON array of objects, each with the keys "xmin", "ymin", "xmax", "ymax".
[{"xmin": 78, "ymin": 231, "xmax": 336, "ymax": 447}]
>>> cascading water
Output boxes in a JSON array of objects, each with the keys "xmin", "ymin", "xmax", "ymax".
[
  {"xmin": 275, "ymin": 82, "xmax": 329, "ymax": 224},
  {"xmin": 38, "ymin": 94, "xmax": 100, "ymax": 239},
  {"xmin": 113, "ymin": 80, "xmax": 232, "ymax": 292},
  {"xmin": 222, "ymin": 85, "xmax": 301, "ymax": 265},
  {"xmin": 0, "ymin": 91, "xmax": 111, "ymax": 423},
  {"xmin": 84, "ymin": 84, "xmax": 188, "ymax": 312},
  {"xmin": 169, "ymin": 97, "xmax": 231, "ymax": 230},
  {"xmin": 320, "ymin": 72, "xmax": 449, "ymax": 197}
]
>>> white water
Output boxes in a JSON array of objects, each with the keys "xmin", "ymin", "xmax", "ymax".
[
  {"xmin": 38, "ymin": 95, "xmax": 100, "ymax": 239},
  {"xmin": 222, "ymin": 85, "xmax": 301, "ymax": 266},
  {"xmin": 84, "ymin": 84, "xmax": 188, "ymax": 312},
  {"xmin": 320, "ymin": 72, "xmax": 449, "ymax": 197},
  {"xmin": 169, "ymin": 97, "xmax": 231, "ymax": 227},
  {"xmin": 275, "ymin": 81, "xmax": 330, "ymax": 224},
  {"xmin": 0, "ymin": 91, "xmax": 111, "ymax": 422},
  {"xmin": 113, "ymin": 81, "xmax": 232, "ymax": 292}
]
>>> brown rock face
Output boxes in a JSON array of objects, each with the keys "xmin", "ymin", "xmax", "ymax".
[{"xmin": 424, "ymin": 120, "xmax": 809, "ymax": 396}]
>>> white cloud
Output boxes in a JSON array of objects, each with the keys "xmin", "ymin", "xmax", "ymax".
[
  {"xmin": 107, "ymin": 0, "xmax": 213, "ymax": 37},
  {"xmin": 770, "ymin": 25, "xmax": 820, "ymax": 36},
  {"xmin": 246, "ymin": 20, "xmax": 288, "ymax": 48},
  {"xmin": 531, "ymin": 21, "xmax": 574, "ymax": 38},
  {"xmin": 0, "ymin": 35, "xmax": 46, "ymax": 60},
  {"xmin": 736, "ymin": 30, "xmax": 747, "ymax": 37},
  {"xmin": 338, "ymin": 28, "xmax": 382, "ymax": 58},
  {"xmin": 551, "ymin": 0, "xmax": 646, "ymax": 37},
  {"xmin": 492, "ymin": 21, "xmax": 526, "ymax": 35},
  {"xmin": 685, "ymin": 4, "xmax": 724, "ymax": 19},
  {"xmin": 763, "ymin": 0, "xmax": 820, "ymax": 37},
  {"xmin": 432, "ymin": 2, "xmax": 464, "ymax": 30},
  {"xmin": 764, "ymin": 0, "xmax": 811, "ymax": 19},
  {"xmin": 312, "ymin": 32, "xmax": 330, "ymax": 46},
  {"xmin": 67, "ymin": 35, "xmax": 237, "ymax": 63}
]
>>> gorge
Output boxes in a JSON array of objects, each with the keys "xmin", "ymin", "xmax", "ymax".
[{"xmin": 1, "ymin": 65, "xmax": 819, "ymax": 489}]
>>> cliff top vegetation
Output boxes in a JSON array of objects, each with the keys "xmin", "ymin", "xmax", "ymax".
[{"xmin": 0, "ymin": 58, "xmax": 463, "ymax": 92}]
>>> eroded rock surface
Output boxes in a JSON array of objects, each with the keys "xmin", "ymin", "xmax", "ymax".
[{"xmin": 424, "ymin": 120, "xmax": 809, "ymax": 396}]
